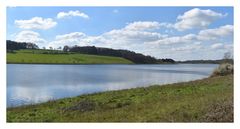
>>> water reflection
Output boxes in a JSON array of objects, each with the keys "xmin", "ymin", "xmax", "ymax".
[{"xmin": 7, "ymin": 64, "xmax": 217, "ymax": 107}]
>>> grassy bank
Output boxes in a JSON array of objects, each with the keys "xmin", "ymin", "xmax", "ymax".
[
  {"xmin": 7, "ymin": 75, "xmax": 233, "ymax": 122},
  {"xmin": 7, "ymin": 49, "xmax": 133, "ymax": 64}
]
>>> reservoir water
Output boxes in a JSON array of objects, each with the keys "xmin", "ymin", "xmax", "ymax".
[{"xmin": 7, "ymin": 64, "xmax": 218, "ymax": 107}]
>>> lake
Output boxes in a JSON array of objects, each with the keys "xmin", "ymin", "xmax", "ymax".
[{"xmin": 7, "ymin": 64, "xmax": 218, "ymax": 107}]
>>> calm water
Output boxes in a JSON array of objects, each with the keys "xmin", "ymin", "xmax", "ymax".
[{"xmin": 7, "ymin": 64, "xmax": 217, "ymax": 107}]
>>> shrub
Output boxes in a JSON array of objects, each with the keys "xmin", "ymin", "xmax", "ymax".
[{"xmin": 211, "ymin": 63, "xmax": 233, "ymax": 77}]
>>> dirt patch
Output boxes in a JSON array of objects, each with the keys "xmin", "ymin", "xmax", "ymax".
[{"xmin": 62, "ymin": 100, "xmax": 96, "ymax": 112}]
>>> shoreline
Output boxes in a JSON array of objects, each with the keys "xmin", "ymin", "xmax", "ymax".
[
  {"xmin": 6, "ymin": 62, "xmax": 217, "ymax": 65},
  {"xmin": 7, "ymin": 63, "xmax": 218, "ymax": 109},
  {"xmin": 7, "ymin": 75, "xmax": 233, "ymax": 122},
  {"xmin": 7, "ymin": 76, "xmax": 210, "ymax": 108}
]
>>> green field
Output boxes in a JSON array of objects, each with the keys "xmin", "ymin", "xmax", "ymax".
[
  {"xmin": 7, "ymin": 49, "xmax": 133, "ymax": 64},
  {"xmin": 7, "ymin": 75, "xmax": 233, "ymax": 122}
]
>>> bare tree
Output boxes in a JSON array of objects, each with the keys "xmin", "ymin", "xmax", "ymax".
[
  {"xmin": 224, "ymin": 51, "xmax": 232, "ymax": 60},
  {"xmin": 223, "ymin": 51, "xmax": 233, "ymax": 64}
]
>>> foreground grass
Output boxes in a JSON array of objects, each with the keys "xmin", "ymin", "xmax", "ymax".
[
  {"xmin": 7, "ymin": 49, "xmax": 133, "ymax": 64},
  {"xmin": 7, "ymin": 75, "xmax": 233, "ymax": 122}
]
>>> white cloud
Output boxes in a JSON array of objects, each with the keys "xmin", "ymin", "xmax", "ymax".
[
  {"xmin": 211, "ymin": 43, "xmax": 224, "ymax": 49},
  {"xmin": 96, "ymin": 22, "xmax": 169, "ymax": 49},
  {"xmin": 48, "ymin": 21, "xmax": 168, "ymax": 49},
  {"xmin": 211, "ymin": 43, "xmax": 233, "ymax": 51},
  {"xmin": 56, "ymin": 32, "xmax": 87, "ymax": 40},
  {"xmin": 15, "ymin": 17, "xmax": 57, "ymax": 30},
  {"xmin": 14, "ymin": 30, "xmax": 46, "ymax": 45},
  {"xmin": 121, "ymin": 9, "xmax": 227, "ymax": 32},
  {"xmin": 171, "ymin": 44, "xmax": 202, "ymax": 52},
  {"xmin": 103, "ymin": 29, "xmax": 167, "ymax": 42},
  {"xmin": 174, "ymin": 8, "xmax": 226, "ymax": 31},
  {"xmin": 124, "ymin": 21, "xmax": 161, "ymax": 31},
  {"xmin": 124, "ymin": 21, "xmax": 172, "ymax": 31},
  {"xmin": 149, "ymin": 25, "xmax": 233, "ymax": 46},
  {"xmin": 147, "ymin": 25, "xmax": 233, "ymax": 46},
  {"xmin": 47, "ymin": 32, "xmax": 92, "ymax": 48},
  {"xmin": 49, "ymin": 24, "xmax": 232, "ymax": 51},
  {"xmin": 57, "ymin": 10, "xmax": 89, "ymax": 19},
  {"xmin": 146, "ymin": 34, "xmax": 198, "ymax": 45},
  {"xmin": 197, "ymin": 25, "xmax": 233, "ymax": 40}
]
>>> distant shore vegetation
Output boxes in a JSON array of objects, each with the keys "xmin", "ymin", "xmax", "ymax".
[{"xmin": 7, "ymin": 40, "xmax": 175, "ymax": 64}]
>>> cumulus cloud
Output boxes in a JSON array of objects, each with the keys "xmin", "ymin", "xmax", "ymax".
[
  {"xmin": 211, "ymin": 43, "xmax": 233, "ymax": 51},
  {"xmin": 48, "ymin": 21, "xmax": 168, "ymax": 49},
  {"xmin": 47, "ymin": 32, "xmax": 93, "ymax": 48},
  {"xmin": 97, "ymin": 21, "xmax": 168, "ymax": 49},
  {"xmin": 171, "ymin": 44, "xmax": 202, "ymax": 52},
  {"xmin": 146, "ymin": 34, "xmax": 198, "ymax": 45},
  {"xmin": 197, "ymin": 25, "xmax": 233, "ymax": 40},
  {"xmin": 14, "ymin": 30, "xmax": 46, "ymax": 45},
  {"xmin": 56, "ymin": 32, "xmax": 87, "ymax": 40},
  {"xmin": 174, "ymin": 8, "xmax": 226, "ymax": 31},
  {"xmin": 57, "ymin": 10, "xmax": 89, "ymax": 19},
  {"xmin": 124, "ymin": 21, "xmax": 161, "ymax": 31},
  {"xmin": 211, "ymin": 43, "xmax": 224, "ymax": 49},
  {"xmin": 124, "ymin": 21, "xmax": 172, "ymax": 31},
  {"xmin": 146, "ymin": 24, "xmax": 233, "ymax": 47},
  {"xmin": 122, "ymin": 9, "xmax": 227, "ymax": 32},
  {"xmin": 103, "ymin": 29, "xmax": 167, "ymax": 42},
  {"xmin": 15, "ymin": 17, "xmax": 57, "ymax": 30}
]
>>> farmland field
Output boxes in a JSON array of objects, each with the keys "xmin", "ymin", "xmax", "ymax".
[{"xmin": 7, "ymin": 49, "xmax": 133, "ymax": 64}]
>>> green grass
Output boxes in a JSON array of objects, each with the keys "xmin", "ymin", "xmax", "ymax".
[
  {"xmin": 7, "ymin": 49, "xmax": 133, "ymax": 64},
  {"xmin": 7, "ymin": 75, "xmax": 233, "ymax": 122}
]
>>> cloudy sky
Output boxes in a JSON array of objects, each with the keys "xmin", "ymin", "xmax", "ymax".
[{"xmin": 7, "ymin": 7, "xmax": 233, "ymax": 61}]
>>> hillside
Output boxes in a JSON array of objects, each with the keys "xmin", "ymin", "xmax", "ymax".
[
  {"xmin": 7, "ymin": 49, "xmax": 133, "ymax": 64},
  {"xmin": 64, "ymin": 45, "xmax": 175, "ymax": 64},
  {"xmin": 7, "ymin": 40, "xmax": 175, "ymax": 64},
  {"xmin": 7, "ymin": 75, "xmax": 233, "ymax": 122}
]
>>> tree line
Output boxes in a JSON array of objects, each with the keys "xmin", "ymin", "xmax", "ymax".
[
  {"xmin": 7, "ymin": 40, "xmax": 39, "ymax": 52},
  {"xmin": 63, "ymin": 45, "xmax": 175, "ymax": 64}
]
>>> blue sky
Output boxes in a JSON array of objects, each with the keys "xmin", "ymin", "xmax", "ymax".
[{"xmin": 7, "ymin": 7, "xmax": 233, "ymax": 61}]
